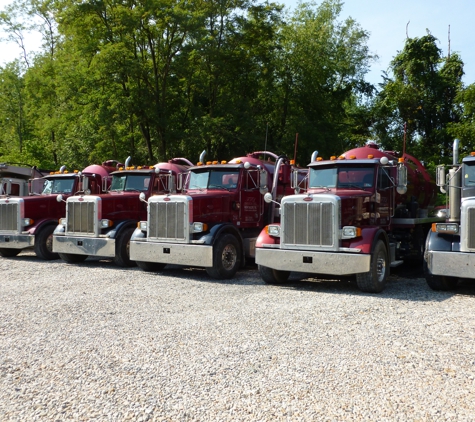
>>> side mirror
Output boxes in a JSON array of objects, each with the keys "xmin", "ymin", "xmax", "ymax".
[
  {"xmin": 168, "ymin": 172, "xmax": 176, "ymax": 193},
  {"xmin": 259, "ymin": 168, "xmax": 268, "ymax": 194},
  {"xmin": 56, "ymin": 194, "xmax": 65, "ymax": 203},
  {"xmin": 139, "ymin": 192, "xmax": 147, "ymax": 203},
  {"xmin": 177, "ymin": 173, "xmax": 183, "ymax": 191},
  {"xmin": 396, "ymin": 163, "xmax": 408, "ymax": 195},
  {"xmin": 264, "ymin": 192, "xmax": 273, "ymax": 203},
  {"xmin": 436, "ymin": 165, "xmax": 446, "ymax": 193}
]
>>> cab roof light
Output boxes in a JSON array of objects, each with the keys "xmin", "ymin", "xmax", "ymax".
[
  {"xmin": 349, "ymin": 155, "xmax": 356, "ymax": 159},
  {"xmin": 206, "ymin": 161, "xmax": 212, "ymax": 165},
  {"xmin": 235, "ymin": 159, "xmax": 242, "ymax": 164},
  {"xmin": 316, "ymin": 157, "xmax": 323, "ymax": 161},
  {"xmin": 471, "ymin": 152, "xmax": 475, "ymax": 157},
  {"xmin": 338, "ymin": 155, "xmax": 345, "ymax": 160},
  {"xmin": 221, "ymin": 160, "xmax": 227, "ymax": 164},
  {"xmin": 367, "ymin": 154, "xmax": 374, "ymax": 159},
  {"xmin": 212, "ymin": 161, "xmax": 218, "ymax": 165},
  {"xmin": 197, "ymin": 162, "xmax": 203, "ymax": 166},
  {"xmin": 330, "ymin": 156, "xmax": 336, "ymax": 161}
]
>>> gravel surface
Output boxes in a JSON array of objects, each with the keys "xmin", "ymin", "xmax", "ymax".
[{"xmin": 1, "ymin": 251, "xmax": 475, "ymax": 421}]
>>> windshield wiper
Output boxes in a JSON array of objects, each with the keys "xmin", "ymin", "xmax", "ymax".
[{"xmin": 208, "ymin": 185, "xmax": 230, "ymax": 192}]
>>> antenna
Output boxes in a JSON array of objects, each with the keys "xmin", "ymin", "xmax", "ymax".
[
  {"xmin": 293, "ymin": 133, "xmax": 298, "ymax": 163},
  {"xmin": 264, "ymin": 122, "xmax": 268, "ymax": 162},
  {"xmin": 403, "ymin": 122, "xmax": 407, "ymax": 156},
  {"xmin": 448, "ymin": 25, "xmax": 451, "ymax": 58}
]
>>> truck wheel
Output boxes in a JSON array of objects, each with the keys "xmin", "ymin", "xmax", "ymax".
[
  {"xmin": 34, "ymin": 225, "xmax": 59, "ymax": 260},
  {"xmin": 114, "ymin": 227, "xmax": 137, "ymax": 267},
  {"xmin": 423, "ymin": 260, "xmax": 458, "ymax": 291},
  {"xmin": 258, "ymin": 265, "xmax": 290, "ymax": 284},
  {"xmin": 136, "ymin": 261, "xmax": 166, "ymax": 272},
  {"xmin": 0, "ymin": 248, "xmax": 21, "ymax": 257},
  {"xmin": 206, "ymin": 234, "xmax": 241, "ymax": 279},
  {"xmin": 356, "ymin": 240, "xmax": 389, "ymax": 293},
  {"xmin": 58, "ymin": 253, "xmax": 88, "ymax": 263}
]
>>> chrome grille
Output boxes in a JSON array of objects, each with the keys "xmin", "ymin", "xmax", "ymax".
[
  {"xmin": 468, "ymin": 207, "xmax": 475, "ymax": 249},
  {"xmin": 0, "ymin": 202, "xmax": 20, "ymax": 231},
  {"xmin": 281, "ymin": 195, "xmax": 339, "ymax": 250},
  {"xmin": 149, "ymin": 200, "xmax": 186, "ymax": 241},
  {"xmin": 66, "ymin": 199, "xmax": 97, "ymax": 236}
]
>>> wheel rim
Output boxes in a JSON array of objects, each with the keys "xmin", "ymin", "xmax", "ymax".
[
  {"xmin": 376, "ymin": 251, "xmax": 386, "ymax": 282},
  {"xmin": 221, "ymin": 244, "xmax": 237, "ymax": 271}
]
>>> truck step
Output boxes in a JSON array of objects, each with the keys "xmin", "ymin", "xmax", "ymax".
[{"xmin": 390, "ymin": 260, "xmax": 404, "ymax": 268}]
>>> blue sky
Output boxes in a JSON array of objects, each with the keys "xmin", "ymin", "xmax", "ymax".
[
  {"xmin": 283, "ymin": 0, "xmax": 475, "ymax": 86},
  {"xmin": 1, "ymin": 0, "xmax": 474, "ymax": 86}
]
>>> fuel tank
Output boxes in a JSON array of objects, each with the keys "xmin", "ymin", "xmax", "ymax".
[{"xmin": 343, "ymin": 143, "xmax": 437, "ymax": 211}]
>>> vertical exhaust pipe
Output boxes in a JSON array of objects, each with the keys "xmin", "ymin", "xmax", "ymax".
[{"xmin": 449, "ymin": 139, "xmax": 461, "ymax": 222}]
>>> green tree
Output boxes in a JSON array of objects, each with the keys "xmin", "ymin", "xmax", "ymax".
[{"xmin": 372, "ymin": 34, "xmax": 464, "ymax": 164}]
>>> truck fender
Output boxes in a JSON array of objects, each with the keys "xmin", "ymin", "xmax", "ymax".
[
  {"xmin": 256, "ymin": 225, "xmax": 280, "ymax": 248},
  {"xmin": 131, "ymin": 226, "xmax": 145, "ymax": 241},
  {"xmin": 424, "ymin": 230, "xmax": 457, "ymax": 260},
  {"xmin": 199, "ymin": 223, "xmax": 245, "ymax": 263},
  {"xmin": 107, "ymin": 220, "xmax": 138, "ymax": 240},
  {"xmin": 346, "ymin": 227, "xmax": 388, "ymax": 254},
  {"xmin": 28, "ymin": 219, "xmax": 57, "ymax": 236}
]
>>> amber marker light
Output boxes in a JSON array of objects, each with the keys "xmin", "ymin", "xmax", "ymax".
[
  {"xmin": 330, "ymin": 156, "xmax": 336, "ymax": 161},
  {"xmin": 398, "ymin": 157, "xmax": 404, "ymax": 163},
  {"xmin": 471, "ymin": 152, "xmax": 475, "ymax": 157},
  {"xmin": 368, "ymin": 155, "xmax": 374, "ymax": 159},
  {"xmin": 221, "ymin": 161, "xmax": 227, "ymax": 164},
  {"xmin": 317, "ymin": 157, "xmax": 323, "ymax": 161}
]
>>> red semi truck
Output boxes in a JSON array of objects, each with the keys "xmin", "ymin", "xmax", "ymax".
[
  {"xmin": 130, "ymin": 151, "xmax": 305, "ymax": 279},
  {"xmin": 0, "ymin": 163, "xmax": 48, "ymax": 197},
  {"xmin": 52, "ymin": 158, "xmax": 191, "ymax": 267},
  {"xmin": 255, "ymin": 143, "xmax": 442, "ymax": 292},
  {"xmin": 424, "ymin": 139, "xmax": 475, "ymax": 290},
  {"xmin": 0, "ymin": 162, "xmax": 116, "ymax": 259}
]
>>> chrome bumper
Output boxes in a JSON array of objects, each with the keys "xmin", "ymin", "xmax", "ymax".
[
  {"xmin": 130, "ymin": 240, "xmax": 213, "ymax": 267},
  {"xmin": 0, "ymin": 234, "xmax": 34, "ymax": 249},
  {"xmin": 53, "ymin": 235, "xmax": 116, "ymax": 257},
  {"xmin": 256, "ymin": 248, "xmax": 371, "ymax": 275},
  {"xmin": 427, "ymin": 251, "xmax": 475, "ymax": 279}
]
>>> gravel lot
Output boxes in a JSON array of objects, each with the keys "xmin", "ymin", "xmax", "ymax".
[{"xmin": 1, "ymin": 251, "xmax": 475, "ymax": 421}]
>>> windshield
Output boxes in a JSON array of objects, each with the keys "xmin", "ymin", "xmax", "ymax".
[
  {"xmin": 187, "ymin": 169, "xmax": 239, "ymax": 190},
  {"xmin": 41, "ymin": 177, "xmax": 76, "ymax": 194},
  {"xmin": 463, "ymin": 162, "xmax": 475, "ymax": 186},
  {"xmin": 309, "ymin": 166, "xmax": 375, "ymax": 189},
  {"xmin": 110, "ymin": 174, "xmax": 151, "ymax": 192}
]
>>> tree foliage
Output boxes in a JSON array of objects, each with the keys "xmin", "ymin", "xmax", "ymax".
[{"xmin": 372, "ymin": 34, "xmax": 464, "ymax": 164}]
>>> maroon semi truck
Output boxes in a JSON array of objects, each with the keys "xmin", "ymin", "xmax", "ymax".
[
  {"xmin": 52, "ymin": 158, "xmax": 191, "ymax": 267},
  {"xmin": 130, "ymin": 151, "xmax": 306, "ymax": 279},
  {"xmin": 0, "ymin": 163, "xmax": 48, "ymax": 197},
  {"xmin": 0, "ymin": 162, "xmax": 116, "ymax": 259},
  {"xmin": 255, "ymin": 143, "xmax": 442, "ymax": 292}
]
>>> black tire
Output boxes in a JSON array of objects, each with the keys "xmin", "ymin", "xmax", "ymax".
[
  {"xmin": 423, "ymin": 259, "xmax": 458, "ymax": 291},
  {"xmin": 258, "ymin": 265, "xmax": 290, "ymax": 284},
  {"xmin": 58, "ymin": 253, "xmax": 88, "ymax": 263},
  {"xmin": 34, "ymin": 225, "xmax": 59, "ymax": 260},
  {"xmin": 356, "ymin": 240, "xmax": 389, "ymax": 293},
  {"xmin": 0, "ymin": 248, "xmax": 21, "ymax": 257},
  {"xmin": 206, "ymin": 234, "xmax": 241, "ymax": 279},
  {"xmin": 114, "ymin": 227, "xmax": 137, "ymax": 267},
  {"xmin": 136, "ymin": 261, "xmax": 167, "ymax": 272}
]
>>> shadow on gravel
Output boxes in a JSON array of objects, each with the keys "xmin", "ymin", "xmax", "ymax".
[{"xmin": 9, "ymin": 253, "xmax": 475, "ymax": 299}]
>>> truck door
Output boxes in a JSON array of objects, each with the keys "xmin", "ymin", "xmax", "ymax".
[
  {"xmin": 376, "ymin": 166, "xmax": 394, "ymax": 225},
  {"xmin": 240, "ymin": 169, "xmax": 262, "ymax": 227}
]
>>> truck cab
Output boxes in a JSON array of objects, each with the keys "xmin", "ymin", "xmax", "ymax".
[
  {"xmin": 0, "ymin": 164, "xmax": 113, "ymax": 260},
  {"xmin": 256, "ymin": 144, "xmax": 441, "ymax": 293},
  {"xmin": 424, "ymin": 139, "xmax": 475, "ymax": 290},
  {"xmin": 130, "ymin": 151, "xmax": 300, "ymax": 279},
  {"xmin": 52, "ymin": 159, "xmax": 190, "ymax": 267}
]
